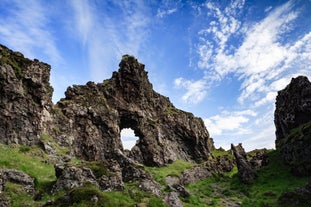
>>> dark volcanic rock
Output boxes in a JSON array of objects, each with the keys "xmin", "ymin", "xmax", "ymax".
[
  {"xmin": 53, "ymin": 55, "xmax": 213, "ymax": 166},
  {"xmin": 51, "ymin": 164, "xmax": 99, "ymax": 193},
  {"xmin": 274, "ymin": 76, "xmax": 311, "ymax": 176},
  {"xmin": 0, "ymin": 45, "xmax": 53, "ymax": 146},
  {"xmin": 231, "ymin": 144, "xmax": 257, "ymax": 184},
  {"xmin": 0, "ymin": 45, "xmax": 213, "ymax": 167},
  {"xmin": 0, "ymin": 169, "xmax": 35, "ymax": 196},
  {"xmin": 278, "ymin": 182, "xmax": 311, "ymax": 207},
  {"xmin": 275, "ymin": 76, "xmax": 311, "ymax": 142},
  {"xmin": 180, "ymin": 166, "xmax": 212, "ymax": 185}
]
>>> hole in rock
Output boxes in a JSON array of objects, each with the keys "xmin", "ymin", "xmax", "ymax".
[{"xmin": 120, "ymin": 128, "xmax": 139, "ymax": 150}]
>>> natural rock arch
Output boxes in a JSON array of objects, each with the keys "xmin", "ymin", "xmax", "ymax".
[{"xmin": 52, "ymin": 55, "xmax": 213, "ymax": 166}]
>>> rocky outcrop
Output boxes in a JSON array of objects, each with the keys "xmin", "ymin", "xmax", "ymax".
[
  {"xmin": 275, "ymin": 76, "xmax": 311, "ymax": 142},
  {"xmin": 0, "ymin": 169, "xmax": 35, "ymax": 196},
  {"xmin": 274, "ymin": 76, "xmax": 311, "ymax": 176},
  {"xmin": 278, "ymin": 182, "xmax": 311, "ymax": 207},
  {"xmin": 0, "ymin": 45, "xmax": 53, "ymax": 146},
  {"xmin": 0, "ymin": 45, "xmax": 213, "ymax": 167},
  {"xmin": 231, "ymin": 144, "xmax": 257, "ymax": 183},
  {"xmin": 52, "ymin": 55, "xmax": 213, "ymax": 166}
]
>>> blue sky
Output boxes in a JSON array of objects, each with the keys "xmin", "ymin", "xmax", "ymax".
[{"xmin": 1, "ymin": 0, "xmax": 310, "ymax": 151}]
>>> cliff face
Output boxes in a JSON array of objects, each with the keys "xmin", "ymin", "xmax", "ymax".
[
  {"xmin": 274, "ymin": 76, "xmax": 311, "ymax": 143},
  {"xmin": 274, "ymin": 76, "xmax": 311, "ymax": 176},
  {"xmin": 0, "ymin": 47, "xmax": 213, "ymax": 167},
  {"xmin": 0, "ymin": 45, "xmax": 53, "ymax": 145}
]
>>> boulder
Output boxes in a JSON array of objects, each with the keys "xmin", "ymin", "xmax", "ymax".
[
  {"xmin": 0, "ymin": 169, "xmax": 35, "ymax": 196},
  {"xmin": 278, "ymin": 182, "xmax": 311, "ymax": 207},
  {"xmin": 180, "ymin": 166, "xmax": 212, "ymax": 185},
  {"xmin": 164, "ymin": 192, "xmax": 183, "ymax": 207},
  {"xmin": 51, "ymin": 164, "xmax": 99, "ymax": 193}
]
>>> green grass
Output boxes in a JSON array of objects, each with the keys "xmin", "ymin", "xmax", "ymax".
[
  {"xmin": 41, "ymin": 134, "xmax": 71, "ymax": 156},
  {"xmin": 52, "ymin": 182, "xmax": 166, "ymax": 207},
  {"xmin": 236, "ymin": 150, "xmax": 310, "ymax": 207},
  {"xmin": 146, "ymin": 160, "xmax": 194, "ymax": 184},
  {"xmin": 0, "ymin": 143, "xmax": 57, "ymax": 206},
  {"xmin": 0, "ymin": 143, "xmax": 166, "ymax": 207},
  {"xmin": 179, "ymin": 150, "xmax": 311, "ymax": 207},
  {"xmin": 1, "ymin": 143, "xmax": 310, "ymax": 207},
  {"xmin": 211, "ymin": 148, "xmax": 232, "ymax": 158},
  {"xmin": 0, "ymin": 143, "xmax": 56, "ymax": 189}
]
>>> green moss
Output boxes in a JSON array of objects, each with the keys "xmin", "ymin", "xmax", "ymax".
[
  {"xmin": 83, "ymin": 161, "xmax": 111, "ymax": 178},
  {"xmin": 212, "ymin": 149, "xmax": 233, "ymax": 159},
  {"xmin": 52, "ymin": 182, "xmax": 166, "ymax": 207},
  {"xmin": 41, "ymin": 134, "xmax": 70, "ymax": 156},
  {"xmin": 4, "ymin": 182, "xmax": 36, "ymax": 207},
  {"xmin": 0, "ymin": 49, "xmax": 23, "ymax": 79}
]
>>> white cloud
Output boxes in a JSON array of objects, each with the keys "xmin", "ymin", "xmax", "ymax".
[
  {"xmin": 120, "ymin": 128, "xmax": 139, "ymax": 150},
  {"xmin": 0, "ymin": 0, "xmax": 61, "ymax": 64},
  {"xmin": 204, "ymin": 110, "xmax": 257, "ymax": 136},
  {"xmin": 70, "ymin": 0, "xmax": 151, "ymax": 82},
  {"xmin": 157, "ymin": 8, "xmax": 178, "ymax": 18},
  {"xmin": 156, "ymin": 0, "xmax": 181, "ymax": 18},
  {"xmin": 174, "ymin": 78, "xmax": 207, "ymax": 104},
  {"xmin": 70, "ymin": 0, "xmax": 94, "ymax": 46}
]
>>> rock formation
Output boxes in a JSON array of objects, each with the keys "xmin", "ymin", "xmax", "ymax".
[
  {"xmin": 231, "ymin": 144, "xmax": 257, "ymax": 183},
  {"xmin": 274, "ymin": 76, "xmax": 311, "ymax": 176},
  {"xmin": 275, "ymin": 76, "xmax": 311, "ymax": 142},
  {"xmin": 278, "ymin": 182, "xmax": 311, "ymax": 207},
  {"xmin": 0, "ymin": 169, "xmax": 35, "ymax": 196},
  {"xmin": 0, "ymin": 45, "xmax": 53, "ymax": 146},
  {"xmin": 51, "ymin": 55, "xmax": 212, "ymax": 166},
  {"xmin": 0, "ymin": 44, "xmax": 213, "ymax": 166}
]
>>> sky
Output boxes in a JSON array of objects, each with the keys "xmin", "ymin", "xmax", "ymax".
[{"xmin": 0, "ymin": 0, "xmax": 310, "ymax": 151}]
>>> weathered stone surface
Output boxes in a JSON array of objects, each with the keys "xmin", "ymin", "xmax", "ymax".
[
  {"xmin": 51, "ymin": 164, "xmax": 99, "ymax": 193},
  {"xmin": 139, "ymin": 179, "xmax": 162, "ymax": 197},
  {"xmin": 274, "ymin": 76, "xmax": 311, "ymax": 176},
  {"xmin": 0, "ymin": 46, "xmax": 213, "ymax": 167},
  {"xmin": 247, "ymin": 149, "xmax": 270, "ymax": 170},
  {"xmin": 275, "ymin": 76, "xmax": 311, "ymax": 142},
  {"xmin": 231, "ymin": 144, "xmax": 257, "ymax": 184},
  {"xmin": 53, "ymin": 55, "xmax": 213, "ymax": 166},
  {"xmin": 180, "ymin": 166, "xmax": 212, "ymax": 185},
  {"xmin": 0, "ymin": 169, "xmax": 35, "ymax": 196},
  {"xmin": 0, "ymin": 44, "xmax": 53, "ymax": 146},
  {"xmin": 0, "ymin": 197, "xmax": 10, "ymax": 207},
  {"xmin": 165, "ymin": 192, "xmax": 183, "ymax": 207},
  {"xmin": 278, "ymin": 182, "xmax": 311, "ymax": 207}
]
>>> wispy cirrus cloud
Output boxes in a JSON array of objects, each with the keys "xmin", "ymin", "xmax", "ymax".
[
  {"xmin": 156, "ymin": 0, "xmax": 181, "ymax": 18},
  {"xmin": 174, "ymin": 78, "xmax": 207, "ymax": 104},
  {"xmin": 69, "ymin": 0, "xmax": 151, "ymax": 82},
  {"xmin": 0, "ymin": 0, "xmax": 61, "ymax": 64},
  {"xmin": 197, "ymin": 0, "xmax": 311, "ymax": 107},
  {"xmin": 204, "ymin": 109, "xmax": 257, "ymax": 136},
  {"xmin": 182, "ymin": 0, "xmax": 311, "ymax": 150}
]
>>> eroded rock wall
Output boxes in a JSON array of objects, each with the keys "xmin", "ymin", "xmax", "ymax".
[
  {"xmin": 0, "ymin": 46, "xmax": 213, "ymax": 167},
  {"xmin": 274, "ymin": 76, "xmax": 311, "ymax": 176},
  {"xmin": 0, "ymin": 45, "xmax": 53, "ymax": 145},
  {"xmin": 53, "ymin": 55, "xmax": 212, "ymax": 166}
]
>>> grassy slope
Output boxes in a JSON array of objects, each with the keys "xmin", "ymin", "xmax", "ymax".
[
  {"xmin": 0, "ymin": 143, "xmax": 165, "ymax": 207},
  {"xmin": 1, "ymin": 143, "xmax": 310, "ymax": 206}
]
